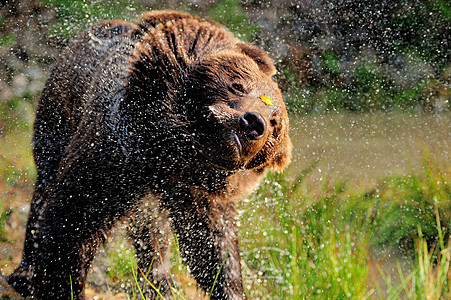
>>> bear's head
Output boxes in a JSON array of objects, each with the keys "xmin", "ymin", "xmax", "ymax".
[{"xmin": 181, "ymin": 43, "xmax": 292, "ymax": 173}]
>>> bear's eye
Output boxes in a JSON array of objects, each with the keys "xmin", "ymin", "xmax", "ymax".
[
  {"xmin": 270, "ymin": 119, "xmax": 277, "ymax": 127},
  {"xmin": 231, "ymin": 83, "xmax": 245, "ymax": 94}
]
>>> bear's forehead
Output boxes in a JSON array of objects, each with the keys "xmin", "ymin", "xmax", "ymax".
[
  {"xmin": 206, "ymin": 51, "xmax": 260, "ymax": 71},
  {"xmin": 212, "ymin": 59, "xmax": 272, "ymax": 84}
]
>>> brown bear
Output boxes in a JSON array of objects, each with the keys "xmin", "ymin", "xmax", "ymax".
[{"xmin": 7, "ymin": 10, "xmax": 291, "ymax": 299}]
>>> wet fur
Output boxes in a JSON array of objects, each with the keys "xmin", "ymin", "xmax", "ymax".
[{"xmin": 7, "ymin": 10, "xmax": 291, "ymax": 299}]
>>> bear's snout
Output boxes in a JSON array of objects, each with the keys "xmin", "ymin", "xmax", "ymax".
[{"xmin": 239, "ymin": 112, "xmax": 266, "ymax": 140}]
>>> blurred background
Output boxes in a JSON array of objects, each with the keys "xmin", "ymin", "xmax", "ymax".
[
  {"xmin": 0, "ymin": 1, "xmax": 450, "ymax": 299},
  {"xmin": 1, "ymin": 0, "xmax": 450, "ymax": 116}
]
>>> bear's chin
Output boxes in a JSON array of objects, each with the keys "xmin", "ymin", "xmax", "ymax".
[
  {"xmin": 202, "ymin": 141, "xmax": 268, "ymax": 172},
  {"xmin": 200, "ymin": 143, "xmax": 243, "ymax": 171},
  {"xmin": 196, "ymin": 129, "xmax": 267, "ymax": 172}
]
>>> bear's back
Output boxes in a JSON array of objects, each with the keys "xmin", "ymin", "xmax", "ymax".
[{"xmin": 37, "ymin": 20, "xmax": 138, "ymax": 132}]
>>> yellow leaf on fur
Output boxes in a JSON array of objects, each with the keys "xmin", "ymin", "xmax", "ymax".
[{"xmin": 260, "ymin": 94, "xmax": 274, "ymax": 106}]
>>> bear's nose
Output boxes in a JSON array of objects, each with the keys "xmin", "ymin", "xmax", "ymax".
[{"xmin": 239, "ymin": 112, "xmax": 266, "ymax": 140}]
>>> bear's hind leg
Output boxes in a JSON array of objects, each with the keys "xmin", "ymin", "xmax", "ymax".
[
  {"xmin": 168, "ymin": 192, "xmax": 245, "ymax": 300},
  {"xmin": 128, "ymin": 196, "xmax": 173, "ymax": 297},
  {"xmin": 7, "ymin": 112, "xmax": 73, "ymax": 297}
]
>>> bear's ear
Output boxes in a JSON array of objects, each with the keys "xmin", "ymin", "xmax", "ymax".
[
  {"xmin": 236, "ymin": 43, "xmax": 277, "ymax": 76},
  {"xmin": 270, "ymin": 137, "xmax": 292, "ymax": 172}
]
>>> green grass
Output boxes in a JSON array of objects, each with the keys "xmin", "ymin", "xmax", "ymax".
[
  {"xmin": 105, "ymin": 236, "xmax": 137, "ymax": 284},
  {"xmin": 364, "ymin": 148, "xmax": 450, "ymax": 254},
  {"xmin": 207, "ymin": 0, "xmax": 259, "ymax": 42},
  {"xmin": 0, "ymin": 205, "xmax": 12, "ymax": 242},
  {"xmin": 236, "ymin": 150, "xmax": 450, "ymax": 299},
  {"xmin": 40, "ymin": 0, "xmax": 260, "ymax": 44},
  {"xmin": 100, "ymin": 234, "xmax": 197, "ymax": 300},
  {"xmin": 373, "ymin": 220, "xmax": 451, "ymax": 299},
  {"xmin": 239, "ymin": 166, "xmax": 373, "ymax": 299},
  {"xmin": 409, "ymin": 225, "xmax": 450, "ymax": 299},
  {"xmin": 41, "ymin": 0, "xmax": 146, "ymax": 42}
]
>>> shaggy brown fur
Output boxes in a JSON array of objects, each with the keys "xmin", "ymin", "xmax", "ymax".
[{"xmin": 7, "ymin": 10, "xmax": 291, "ymax": 299}]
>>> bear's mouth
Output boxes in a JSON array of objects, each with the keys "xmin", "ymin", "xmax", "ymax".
[{"xmin": 231, "ymin": 130, "xmax": 242, "ymax": 157}]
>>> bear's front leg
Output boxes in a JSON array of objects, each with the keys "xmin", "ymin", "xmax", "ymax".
[{"xmin": 167, "ymin": 191, "xmax": 245, "ymax": 300}]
